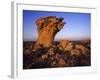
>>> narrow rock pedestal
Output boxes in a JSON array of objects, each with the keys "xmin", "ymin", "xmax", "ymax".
[{"xmin": 34, "ymin": 16, "xmax": 65, "ymax": 49}]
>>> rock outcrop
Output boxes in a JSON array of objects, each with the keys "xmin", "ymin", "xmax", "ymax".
[
  {"xmin": 59, "ymin": 40, "xmax": 69, "ymax": 49},
  {"xmin": 34, "ymin": 16, "xmax": 65, "ymax": 49},
  {"xmin": 71, "ymin": 49, "xmax": 81, "ymax": 56},
  {"xmin": 59, "ymin": 40, "xmax": 74, "ymax": 53},
  {"xmin": 75, "ymin": 44, "xmax": 89, "ymax": 55}
]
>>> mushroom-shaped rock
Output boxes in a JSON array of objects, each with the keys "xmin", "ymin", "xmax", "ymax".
[{"xmin": 34, "ymin": 16, "xmax": 65, "ymax": 49}]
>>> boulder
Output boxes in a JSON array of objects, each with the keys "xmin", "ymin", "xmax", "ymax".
[
  {"xmin": 59, "ymin": 40, "xmax": 69, "ymax": 49},
  {"xmin": 58, "ymin": 45, "xmax": 64, "ymax": 51},
  {"xmin": 47, "ymin": 48, "xmax": 55, "ymax": 56},
  {"xmin": 51, "ymin": 61, "xmax": 57, "ymax": 67},
  {"xmin": 58, "ymin": 58, "xmax": 66, "ymax": 66},
  {"xmin": 34, "ymin": 16, "xmax": 65, "ymax": 49},
  {"xmin": 64, "ymin": 42, "xmax": 74, "ymax": 51},
  {"xmin": 41, "ymin": 54, "xmax": 48, "ymax": 60},
  {"xmin": 71, "ymin": 49, "xmax": 81, "ymax": 56},
  {"xmin": 75, "ymin": 44, "xmax": 89, "ymax": 55}
]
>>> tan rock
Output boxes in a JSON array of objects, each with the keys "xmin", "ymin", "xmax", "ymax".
[
  {"xmin": 64, "ymin": 42, "xmax": 73, "ymax": 51},
  {"xmin": 52, "ymin": 61, "xmax": 56, "ymax": 65},
  {"xmin": 47, "ymin": 48, "xmax": 55, "ymax": 56},
  {"xmin": 75, "ymin": 44, "xmax": 89, "ymax": 55},
  {"xmin": 34, "ymin": 16, "xmax": 65, "ymax": 49},
  {"xmin": 41, "ymin": 54, "xmax": 48, "ymax": 60},
  {"xmin": 71, "ymin": 49, "xmax": 81, "ymax": 56},
  {"xmin": 58, "ymin": 45, "xmax": 64, "ymax": 51},
  {"xmin": 59, "ymin": 40, "xmax": 69, "ymax": 49},
  {"xmin": 58, "ymin": 58, "xmax": 66, "ymax": 66}
]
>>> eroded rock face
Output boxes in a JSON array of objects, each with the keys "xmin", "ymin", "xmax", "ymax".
[{"xmin": 34, "ymin": 16, "xmax": 65, "ymax": 49}]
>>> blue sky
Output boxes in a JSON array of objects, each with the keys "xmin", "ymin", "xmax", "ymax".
[{"xmin": 23, "ymin": 10, "xmax": 91, "ymax": 41}]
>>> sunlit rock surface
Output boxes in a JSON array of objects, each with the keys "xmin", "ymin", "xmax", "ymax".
[{"xmin": 34, "ymin": 16, "xmax": 65, "ymax": 49}]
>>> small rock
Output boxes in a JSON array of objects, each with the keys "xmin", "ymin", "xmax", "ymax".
[
  {"xmin": 52, "ymin": 61, "xmax": 56, "ymax": 65},
  {"xmin": 58, "ymin": 46, "xmax": 64, "ymax": 51},
  {"xmin": 24, "ymin": 49, "xmax": 31, "ymax": 55},
  {"xmin": 41, "ymin": 54, "xmax": 48, "ymax": 60},
  {"xmin": 58, "ymin": 58, "xmax": 66, "ymax": 66},
  {"xmin": 47, "ymin": 48, "xmax": 55, "ymax": 56},
  {"xmin": 64, "ymin": 42, "xmax": 73, "ymax": 51},
  {"xmin": 51, "ymin": 61, "xmax": 57, "ymax": 67},
  {"xmin": 71, "ymin": 49, "xmax": 81, "ymax": 56},
  {"xmin": 59, "ymin": 40, "xmax": 69, "ymax": 49},
  {"xmin": 51, "ymin": 56, "xmax": 55, "ymax": 61},
  {"xmin": 75, "ymin": 44, "xmax": 89, "ymax": 55}
]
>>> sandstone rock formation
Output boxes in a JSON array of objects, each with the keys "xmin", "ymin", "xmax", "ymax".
[
  {"xmin": 34, "ymin": 16, "xmax": 65, "ymax": 49},
  {"xmin": 71, "ymin": 49, "xmax": 81, "ymax": 56},
  {"xmin": 59, "ymin": 40, "xmax": 74, "ymax": 53},
  {"xmin": 59, "ymin": 40, "xmax": 69, "ymax": 49},
  {"xmin": 75, "ymin": 44, "xmax": 89, "ymax": 55},
  {"xmin": 64, "ymin": 42, "xmax": 74, "ymax": 51}
]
